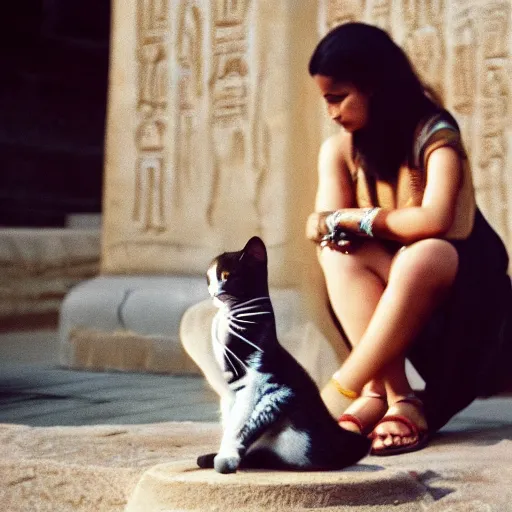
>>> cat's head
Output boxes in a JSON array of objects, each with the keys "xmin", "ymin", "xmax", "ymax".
[{"xmin": 207, "ymin": 236, "xmax": 269, "ymax": 305}]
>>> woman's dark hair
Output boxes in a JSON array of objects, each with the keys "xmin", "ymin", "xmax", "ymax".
[{"xmin": 309, "ymin": 22, "xmax": 440, "ymax": 179}]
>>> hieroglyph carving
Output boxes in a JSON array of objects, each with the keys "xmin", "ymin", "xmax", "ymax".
[
  {"xmin": 477, "ymin": 3, "xmax": 510, "ymax": 244},
  {"xmin": 326, "ymin": 0, "xmax": 364, "ymax": 28},
  {"xmin": 453, "ymin": 10, "xmax": 477, "ymax": 115},
  {"xmin": 133, "ymin": 0, "xmax": 169, "ymax": 232},
  {"xmin": 402, "ymin": 0, "xmax": 445, "ymax": 101},
  {"xmin": 368, "ymin": 0, "xmax": 392, "ymax": 32},
  {"xmin": 207, "ymin": 0, "xmax": 253, "ymax": 226},
  {"xmin": 175, "ymin": 1, "xmax": 204, "ymax": 207}
]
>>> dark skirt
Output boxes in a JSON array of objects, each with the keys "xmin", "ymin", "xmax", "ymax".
[{"xmin": 408, "ymin": 208, "xmax": 512, "ymax": 432}]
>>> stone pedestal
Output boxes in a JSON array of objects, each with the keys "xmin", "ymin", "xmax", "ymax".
[{"xmin": 125, "ymin": 462, "xmax": 428, "ymax": 512}]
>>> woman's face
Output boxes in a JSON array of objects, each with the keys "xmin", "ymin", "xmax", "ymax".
[{"xmin": 313, "ymin": 75, "xmax": 369, "ymax": 132}]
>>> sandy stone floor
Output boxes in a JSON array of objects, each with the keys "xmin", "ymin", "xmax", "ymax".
[{"xmin": 0, "ymin": 330, "xmax": 511, "ymax": 511}]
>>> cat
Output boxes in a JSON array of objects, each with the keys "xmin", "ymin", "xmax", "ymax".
[{"xmin": 197, "ymin": 236, "xmax": 371, "ymax": 474}]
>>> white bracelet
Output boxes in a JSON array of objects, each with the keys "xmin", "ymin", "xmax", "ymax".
[{"xmin": 358, "ymin": 207, "xmax": 381, "ymax": 237}]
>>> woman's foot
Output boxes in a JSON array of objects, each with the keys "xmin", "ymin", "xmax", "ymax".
[
  {"xmin": 338, "ymin": 392, "xmax": 387, "ymax": 435},
  {"xmin": 369, "ymin": 395, "xmax": 429, "ymax": 455}
]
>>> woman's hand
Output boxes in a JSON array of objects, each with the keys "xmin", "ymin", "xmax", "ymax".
[{"xmin": 306, "ymin": 211, "xmax": 331, "ymax": 243}]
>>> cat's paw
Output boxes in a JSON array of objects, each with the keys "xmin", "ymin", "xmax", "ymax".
[
  {"xmin": 197, "ymin": 453, "xmax": 217, "ymax": 469},
  {"xmin": 214, "ymin": 454, "xmax": 240, "ymax": 474}
]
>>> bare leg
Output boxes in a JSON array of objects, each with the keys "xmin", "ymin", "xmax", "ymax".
[
  {"xmin": 332, "ymin": 239, "xmax": 458, "ymax": 449},
  {"xmin": 335, "ymin": 239, "xmax": 458, "ymax": 391},
  {"xmin": 319, "ymin": 241, "xmax": 393, "ymax": 428}
]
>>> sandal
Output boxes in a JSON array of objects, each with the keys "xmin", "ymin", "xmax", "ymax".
[
  {"xmin": 369, "ymin": 394, "xmax": 429, "ymax": 456},
  {"xmin": 338, "ymin": 392, "xmax": 387, "ymax": 436}
]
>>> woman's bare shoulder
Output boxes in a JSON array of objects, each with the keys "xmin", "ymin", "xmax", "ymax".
[{"xmin": 319, "ymin": 130, "xmax": 355, "ymax": 174}]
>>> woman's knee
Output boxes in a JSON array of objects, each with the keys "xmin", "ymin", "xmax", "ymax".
[
  {"xmin": 319, "ymin": 240, "xmax": 392, "ymax": 282},
  {"xmin": 391, "ymin": 238, "xmax": 458, "ymax": 289}
]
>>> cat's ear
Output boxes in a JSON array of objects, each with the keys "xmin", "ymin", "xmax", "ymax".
[{"xmin": 240, "ymin": 236, "xmax": 267, "ymax": 263}]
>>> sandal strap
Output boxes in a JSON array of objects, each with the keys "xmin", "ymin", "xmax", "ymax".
[
  {"xmin": 338, "ymin": 413, "xmax": 365, "ymax": 433},
  {"xmin": 370, "ymin": 414, "xmax": 423, "ymax": 438},
  {"xmin": 338, "ymin": 394, "xmax": 387, "ymax": 434}
]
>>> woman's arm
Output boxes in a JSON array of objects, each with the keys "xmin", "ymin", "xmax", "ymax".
[
  {"xmin": 378, "ymin": 146, "xmax": 462, "ymax": 243},
  {"xmin": 310, "ymin": 145, "xmax": 463, "ymax": 245},
  {"xmin": 305, "ymin": 133, "xmax": 355, "ymax": 242}
]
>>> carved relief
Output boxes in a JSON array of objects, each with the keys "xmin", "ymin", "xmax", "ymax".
[
  {"xmin": 175, "ymin": 1, "xmax": 204, "ymax": 206},
  {"xmin": 477, "ymin": 3, "xmax": 510, "ymax": 244},
  {"xmin": 326, "ymin": 0, "xmax": 364, "ymax": 28},
  {"xmin": 133, "ymin": 157, "xmax": 166, "ymax": 231},
  {"xmin": 478, "ymin": 66, "xmax": 509, "ymax": 231},
  {"xmin": 140, "ymin": 0, "xmax": 168, "ymax": 35},
  {"xmin": 178, "ymin": 3, "xmax": 203, "ymax": 99},
  {"xmin": 207, "ymin": 1, "xmax": 253, "ymax": 227},
  {"xmin": 139, "ymin": 44, "xmax": 168, "ymax": 107},
  {"xmin": 481, "ymin": 2, "xmax": 510, "ymax": 59},
  {"xmin": 402, "ymin": 0, "xmax": 418, "ymax": 28},
  {"xmin": 452, "ymin": 10, "xmax": 477, "ymax": 115},
  {"xmin": 134, "ymin": 0, "xmax": 170, "ymax": 232},
  {"xmin": 209, "ymin": 2, "xmax": 251, "ymax": 123},
  {"xmin": 402, "ymin": 0, "xmax": 445, "ymax": 101},
  {"xmin": 138, "ymin": 120, "xmax": 165, "ymax": 151},
  {"xmin": 215, "ymin": 0, "xmax": 249, "ymax": 26},
  {"xmin": 406, "ymin": 26, "xmax": 444, "ymax": 97},
  {"xmin": 368, "ymin": 0, "xmax": 392, "ymax": 31}
]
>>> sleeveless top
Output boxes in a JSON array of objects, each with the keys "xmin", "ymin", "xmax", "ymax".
[{"xmin": 351, "ymin": 111, "xmax": 476, "ymax": 240}]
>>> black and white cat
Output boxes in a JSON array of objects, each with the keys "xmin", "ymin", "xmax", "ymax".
[{"xmin": 197, "ymin": 236, "xmax": 371, "ymax": 474}]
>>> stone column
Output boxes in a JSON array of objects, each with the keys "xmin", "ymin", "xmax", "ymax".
[{"xmin": 102, "ymin": 0, "xmax": 322, "ymax": 286}]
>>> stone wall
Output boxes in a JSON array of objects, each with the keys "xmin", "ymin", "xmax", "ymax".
[
  {"xmin": 319, "ymin": 0, "xmax": 512, "ymax": 250},
  {"xmin": 103, "ymin": 0, "xmax": 512, "ymax": 287}
]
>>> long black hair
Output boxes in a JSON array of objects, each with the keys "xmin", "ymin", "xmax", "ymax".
[{"xmin": 309, "ymin": 22, "xmax": 440, "ymax": 180}]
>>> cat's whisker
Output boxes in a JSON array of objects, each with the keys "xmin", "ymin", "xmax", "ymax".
[
  {"xmin": 213, "ymin": 328, "xmax": 249, "ymax": 375},
  {"xmin": 231, "ymin": 296, "xmax": 270, "ymax": 308},
  {"xmin": 213, "ymin": 333, "xmax": 240, "ymax": 377},
  {"xmin": 227, "ymin": 326, "xmax": 264, "ymax": 353},
  {"xmin": 223, "ymin": 344, "xmax": 249, "ymax": 373},
  {"xmin": 236, "ymin": 311, "xmax": 272, "ymax": 318},
  {"xmin": 228, "ymin": 305, "xmax": 267, "ymax": 315},
  {"xmin": 229, "ymin": 297, "xmax": 271, "ymax": 313},
  {"xmin": 227, "ymin": 318, "xmax": 252, "ymax": 333},
  {"xmin": 227, "ymin": 316, "xmax": 257, "ymax": 325},
  {"xmin": 226, "ymin": 315, "xmax": 249, "ymax": 331}
]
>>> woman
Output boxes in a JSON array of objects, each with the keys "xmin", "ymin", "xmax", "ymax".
[{"xmin": 306, "ymin": 22, "xmax": 512, "ymax": 455}]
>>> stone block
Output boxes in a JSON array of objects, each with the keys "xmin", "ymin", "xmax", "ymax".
[
  {"xmin": 0, "ymin": 229, "xmax": 100, "ymax": 323},
  {"xmin": 59, "ymin": 275, "xmax": 209, "ymax": 374}
]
